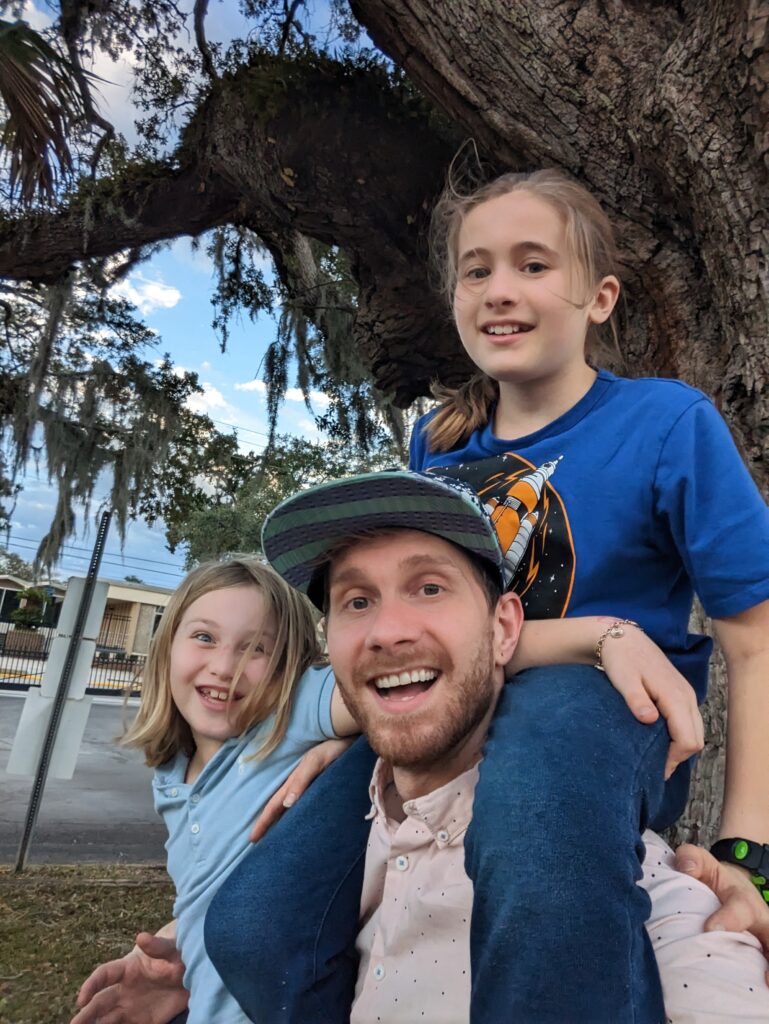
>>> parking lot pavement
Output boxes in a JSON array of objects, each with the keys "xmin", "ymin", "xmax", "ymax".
[{"xmin": 0, "ymin": 692, "xmax": 167, "ymax": 864}]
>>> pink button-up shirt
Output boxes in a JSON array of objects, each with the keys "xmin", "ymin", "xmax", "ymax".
[{"xmin": 351, "ymin": 759, "xmax": 477, "ymax": 1024}]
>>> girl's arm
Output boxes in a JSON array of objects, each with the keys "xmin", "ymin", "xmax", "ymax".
[
  {"xmin": 508, "ymin": 616, "xmax": 704, "ymax": 779},
  {"xmin": 713, "ymin": 599, "xmax": 769, "ymax": 844},
  {"xmin": 249, "ymin": 684, "xmax": 360, "ymax": 842}
]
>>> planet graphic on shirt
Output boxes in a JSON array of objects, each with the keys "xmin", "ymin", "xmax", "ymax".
[{"xmin": 429, "ymin": 453, "xmax": 575, "ymax": 618}]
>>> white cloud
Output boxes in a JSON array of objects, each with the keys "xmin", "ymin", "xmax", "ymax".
[
  {"xmin": 297, "ymin": 418, "xmax": 322, "ymax": 438},
  {"xmin": 284, "ymin": 388, "xmax": 331, "ymax": 409},
  {"xmin": 170, "ymin": 237, "xmax": 216, "ymax": 276},
  {"xmin": 110, "ymin": 273, "xmax": 182, "ymax": 315},
  {"xmin": 21, "ymin": 2, "xmax": 52, "ymax": 31},
  {"xmin": 234, "ymin": 379, "xmax": 267, "ymax": 394},
  {"xmin": 234, "ymin": 382, "xmax": 330, "ymax": 409},
  {"xmin": 186, "ymin": 383, "xmax": 227, "ymax": 415},
  {"xmin": 201, "ymin": 361, "xmax": 212, "ymax": 371}
]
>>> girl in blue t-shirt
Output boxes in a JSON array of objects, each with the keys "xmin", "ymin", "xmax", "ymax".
[
  {"xmin": 404, "ymin": 167, "xmax": 769, "ymax": 1019},
  {"xmin": 210, "ymin": 170, "xmax": 769, "ymax": 1024},
  {"xmin": 72, "ymin": 557, "xmax": 357, "ymax": 1024}
]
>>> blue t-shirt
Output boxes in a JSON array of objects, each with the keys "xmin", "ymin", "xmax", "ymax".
[
  {"xmin": 153, "ymin": 664, "xmax": 337, "ymax": 1024},
  {"xmin": 410, "ymin": 370, "xmax": 769, "ymax": 700}
]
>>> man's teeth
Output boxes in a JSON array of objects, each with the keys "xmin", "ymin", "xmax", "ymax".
[
  {"xmin": 199, "ymin": 688, "xmax": 229, "ymax": 702},
  {"xmin": 374, "ymin": 669, "xmax": 437, "ymax": 690},
  {"xmin": 486, "ymin": 324, "xmax": 528, "ymax": 334}
]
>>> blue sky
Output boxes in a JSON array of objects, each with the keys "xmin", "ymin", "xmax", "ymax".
[{"xmin": 5, "ymin": 1, "xmax": 349, "ymax": 589}]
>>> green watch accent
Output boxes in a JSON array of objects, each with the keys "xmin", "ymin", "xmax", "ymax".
[{"xmin": 711, "ymin": 838, "xmax": 769, "ymax": 902}]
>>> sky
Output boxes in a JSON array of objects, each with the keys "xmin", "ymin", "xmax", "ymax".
[{"xmin": 5, "ymin": 1, "xmax": 360, "ymax": 590}]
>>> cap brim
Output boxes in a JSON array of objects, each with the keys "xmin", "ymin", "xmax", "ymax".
[{"xmin": 262, "ymin": 471, "xmax": 504, "ymax": 608}]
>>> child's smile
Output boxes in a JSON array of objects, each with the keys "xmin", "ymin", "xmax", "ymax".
[
  {"xmin": 453, "ymin": 191, "xmax": 608, "ymax": 394},
  {"xmin": 169, "ymin": 585, "xmax": 276, "ymax": 766}
]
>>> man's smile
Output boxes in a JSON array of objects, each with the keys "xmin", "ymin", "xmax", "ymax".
[{"xmin": 367, "ymin": 666, "xmax": 441, "ymax": 711}]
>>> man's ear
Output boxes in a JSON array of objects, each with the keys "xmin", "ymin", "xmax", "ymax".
[{"xmin": 493, "ymin": 591, "xmax": 524, "ymax": 667}]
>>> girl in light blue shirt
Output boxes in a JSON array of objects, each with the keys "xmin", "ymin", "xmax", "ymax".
[{"xmin": 76, "ymin": 557, "xmax": 357, "ymax": 1024}]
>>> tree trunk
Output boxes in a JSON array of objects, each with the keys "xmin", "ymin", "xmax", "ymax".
[
  {"xmin": 1, "ymin": 0, "xmax": 766, "ymax": 843},
  {"xmin": 666, "ymin": 605, "xmax": 727, "ymax": 848}
]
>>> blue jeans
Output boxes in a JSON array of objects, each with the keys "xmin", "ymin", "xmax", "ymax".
[{"xmin": 206, "ymin": 665, "xmax": 674, "ymax": 1023}]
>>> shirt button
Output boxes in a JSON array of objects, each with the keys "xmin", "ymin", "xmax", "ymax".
[
  {"xmin": 395, "ymin": 855, "xmax": 409, "ymax": 871},
  {"xmin": 191, "ymin": 823, "xmax": 200, "ymax": 834},
  {"xmin": 436, "ymin": 829, "xmax": 449, "ymax": 842},
  {"xmin": 373, "ymin": 964, "xmax": 385, "ymax": 980},
  {"xmin": 170, "ymin": 788, "xmax": 178, "ymax": 797},
  {"xmin": 191, "ymin": 794, "xmax": 200, "ymax": 804}
]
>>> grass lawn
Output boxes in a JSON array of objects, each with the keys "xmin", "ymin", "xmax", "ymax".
[{"xmin": 0, "ymin": 864, "xmax": 175, "ymax": 1024}]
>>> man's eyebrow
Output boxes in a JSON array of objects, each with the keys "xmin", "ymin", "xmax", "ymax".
[
  {"xmin": 327, "ymin": 566, "xmax": 369, "ymax": 591},
  {"xmin": 329, "ymin": 552, "xmax": 463, "ymax": 588},
  {"xmin": 396, "ymin": 553, "xmax": 464, "ymax": 573},
  {"xmin": 457, "ymin": 241, "xmax": 558, "ymax": 263}
]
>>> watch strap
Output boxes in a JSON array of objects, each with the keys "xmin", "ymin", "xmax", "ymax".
[{"xmin": 711, "ymin": 838, "xmax": 769, "ymax": 902}]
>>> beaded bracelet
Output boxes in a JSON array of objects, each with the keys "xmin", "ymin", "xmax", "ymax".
[{"xmin": 594, "ymin": 619, "xmax": 643, "ymax": 672}]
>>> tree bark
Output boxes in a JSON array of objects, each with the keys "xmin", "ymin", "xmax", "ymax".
[{"xmin": 1, "ymin": 0, "xmax": 766, "ymax": 843}]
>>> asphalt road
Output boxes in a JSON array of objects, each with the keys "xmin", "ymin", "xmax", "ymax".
[{"xmin": 0, "ymin": 692, "xmax": 167, "ymax": 864}]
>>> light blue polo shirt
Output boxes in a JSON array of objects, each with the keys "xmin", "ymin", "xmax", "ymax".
[{"xmin": 153, "ymin": 664, "xmax": 337, "ymax": 1023}]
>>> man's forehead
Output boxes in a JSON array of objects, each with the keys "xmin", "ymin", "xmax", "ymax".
[{"xmin": 328, "ymin": 528, "xmax": 469, "ymax": 578}]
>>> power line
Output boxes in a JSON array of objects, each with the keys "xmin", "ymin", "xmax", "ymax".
[
  {"xmin": 5, "ymin": 538, "xmax": 187, "ymax": 579},
  {"xmin": 210, "ymin": 417, "xmax": 271, "ymax": 442},
  {"xmin": 7, "ymin": 535, "xmax": 186, "ymax": 570}
]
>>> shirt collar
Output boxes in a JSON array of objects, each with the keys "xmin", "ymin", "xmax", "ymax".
[{"xmin": 367, "ymin": 757, "xmax": 479, "ymax": 844}]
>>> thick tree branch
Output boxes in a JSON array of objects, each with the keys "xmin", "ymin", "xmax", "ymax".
[
  {"xmin": 193, "ymin": 0, "xmax": 217, "ymax": 80},
  {"xmin": 0, "ymin": 55, "xmax": 461, "ymax": 404}
]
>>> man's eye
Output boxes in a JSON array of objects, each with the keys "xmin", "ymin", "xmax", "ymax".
[
  {"xmin": 421, "ymin": 583, "xmax": 442, "ymax": 597},
  {"xmin": 348, "ymin": 596, "xmax": 369, "ymax": 611}
]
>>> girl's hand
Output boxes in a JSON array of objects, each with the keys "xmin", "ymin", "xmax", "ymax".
[
  {"xmin": 70, "ymin": 932, "xmax": 187, "ymax": 1024},
  {"xmin": 675, "ymin": 843, "xmax": 769, "ymax": 987},
  {"xmin": 599, "ymin": 627, "xmax": 704, "ymax": 779},
  {"xmin": 249, "ymin": 737, "xmax": 356, "ymax": 843}
]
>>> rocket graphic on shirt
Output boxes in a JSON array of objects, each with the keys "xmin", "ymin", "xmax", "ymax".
[
  {"xmin": 429, "ymin": 453, "xmax": 576, "ymax": 618},
  {"xmin": 482, "ymin": 457, "xmax": 563, "ymax": 581}
]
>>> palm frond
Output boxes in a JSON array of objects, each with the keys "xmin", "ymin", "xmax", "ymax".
[{"xmin": 0, "ymin": 18, "xmax": 87, "ymax": 204}]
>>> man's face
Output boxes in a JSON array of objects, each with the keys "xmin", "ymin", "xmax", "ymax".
[{"xmin": 325, "ymin": 530, "xmax": 517, "ymax": 769}]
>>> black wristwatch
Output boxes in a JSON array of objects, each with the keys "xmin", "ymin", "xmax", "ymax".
[{"xmin": 711, "ymin": 838, "xmax": 769, "ymax": 902}]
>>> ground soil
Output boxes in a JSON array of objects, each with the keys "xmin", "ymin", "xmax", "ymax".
[{"xmin": 0, "ymin": 864, "xmax": 174, "ymax": 1024}]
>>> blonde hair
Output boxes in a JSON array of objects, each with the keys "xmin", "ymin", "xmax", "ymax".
[
  {"xmin": 122, "ymin": 558, "xmax": 322, "ymax": 767},
  {"xmin": 427, "ymin": 168, "xmax": 621, "ymax": 452}
]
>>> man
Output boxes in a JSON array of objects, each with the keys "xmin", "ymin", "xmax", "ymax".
[{"xmin": 73, "ymin": 472, "xmax": 769, "ymax": 1023}]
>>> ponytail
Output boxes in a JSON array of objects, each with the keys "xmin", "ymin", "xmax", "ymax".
[{"xmin": 424, "ymin": 373, "xmax": 499, "ymax": 452}]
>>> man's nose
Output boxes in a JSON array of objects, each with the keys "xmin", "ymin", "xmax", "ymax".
[{"xmin": 365, "ymin": 599, "xmax": 421, "ymax": 651}]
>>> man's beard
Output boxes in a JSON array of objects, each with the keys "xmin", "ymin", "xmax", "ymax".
[{"xmin": 340, "ymin": 629, "xmax": 497, "ymax": 770}]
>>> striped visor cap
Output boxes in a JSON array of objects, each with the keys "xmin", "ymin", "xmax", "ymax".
[{"xmin": 262, "ymin": 469, "xmax": 506, "ymax": 608}]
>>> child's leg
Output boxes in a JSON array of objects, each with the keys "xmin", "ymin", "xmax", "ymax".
[
  {"xmin": 642, "ymin": 831, "xmax": 769, "ymax": 1023},
  {"xmin": 205, "ymin": 736, "xmax": 378, "ymax": 1023},
  {"xmin": 466, "ymin": 664, "xmax": 670, "ymax": 1024}
]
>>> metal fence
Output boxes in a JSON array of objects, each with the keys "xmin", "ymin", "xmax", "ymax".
[{"xmin": 0, "ymin": 626, "xmax": 144, "ymax": 696}]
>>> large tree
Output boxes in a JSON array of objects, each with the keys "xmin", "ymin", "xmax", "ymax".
[{"xmin": 1, "ymin": 0, "xmax": 766, "ymax": 840}]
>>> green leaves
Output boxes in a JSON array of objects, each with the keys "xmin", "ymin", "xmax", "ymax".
[{"xmin": 0, "ymin": 18, "xmax": 87, "ymax": 203}]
